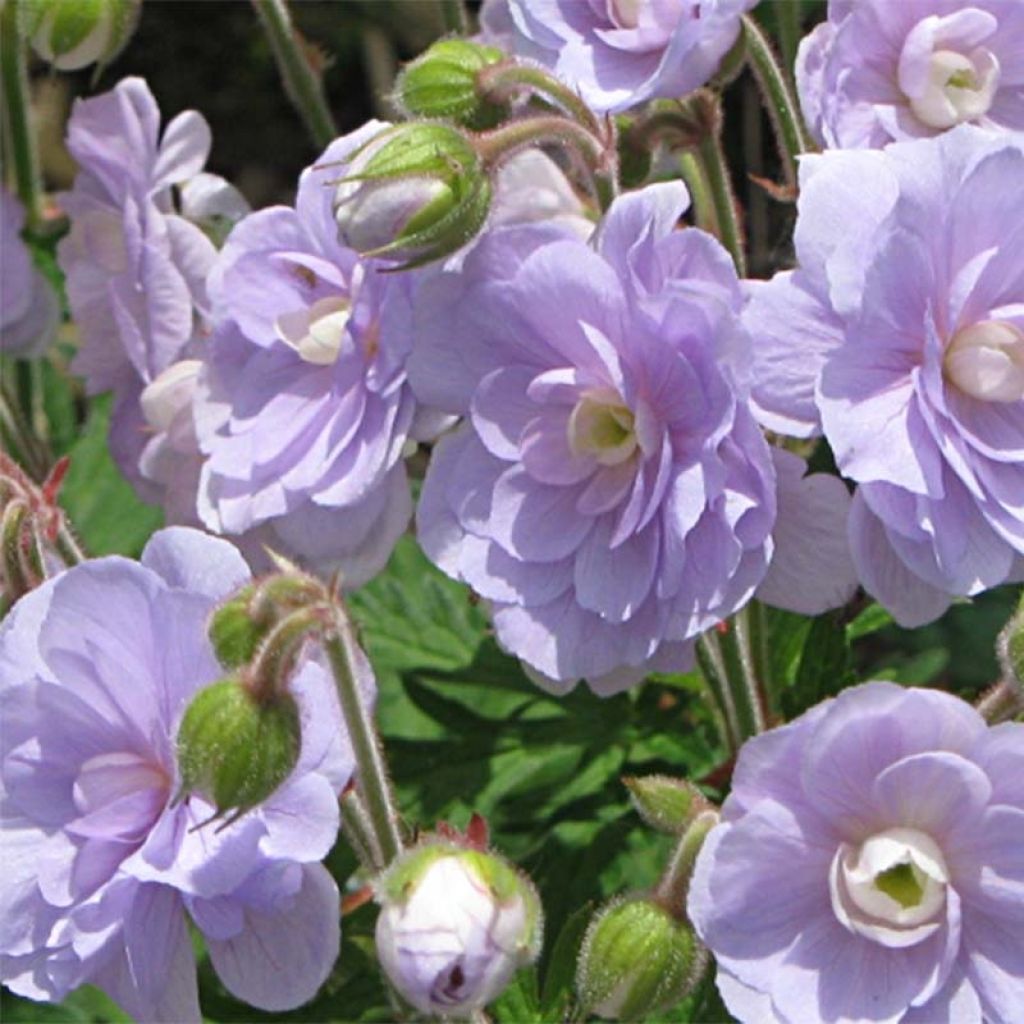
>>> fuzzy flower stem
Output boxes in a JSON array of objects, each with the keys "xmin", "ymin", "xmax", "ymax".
[
  {"xmin": 52, "ymin": 521, "xmax": 85, "ymax": 567},
  {"xmin": 654, "ymin": 810, "xmax": 720, "ymax": 918},
  {"xmin": 474, "ymin": 114, "xmax": 618, "ymax": 211},
  {"xmin": 339, "ymin": 788, "xmax": 383, "ymax": 871},
  {"xmin": 325, "ymin": 603, "xmax": 403, "ymax": 866},
  {"xmin": 251, "ymin": 0, "xmax": 337, "ymax": 150},
  {"xmin": 975, "ymin": 679, "xmax": 1024, "ymax": 725},
  {"xmin": 476, "ymin": 61, "xmax": 604, "ymax": 137},
  {"xmin": 742, "ymin": 14, "xmax": 814, "ymax": 188},
  {"xmin": 0, "ymin": 382, "xmax": 50, "ymax": 483},
  {"xmin": 696, "ymin": 126, "xmax": 746, "ymax": 277},
  {"xmin": 438, "ymin": 0, "xmax": 467, "ymax": 35},
  {"xmin": 696, "ymin": 633, "xmax": 742, "ymax": 755},
  {"xmin": 678, "ymin": 152, "xmax": 719, "ymax": 236},
  {"xmin": 1, "ymin": 0, "xmax": 44, "ymax": 234},
  {"xmin": 720, "ymin": 610, "xmax": 768, "ymax": 737}
]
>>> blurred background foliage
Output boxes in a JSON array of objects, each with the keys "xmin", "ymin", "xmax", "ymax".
[{"xmin": 3, "ymin": 1, "xmax": 1018, "ymax": 1021}]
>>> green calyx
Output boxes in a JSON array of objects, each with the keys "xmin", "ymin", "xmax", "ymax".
[
  {"xmin": 624, "ymin": 775, "xmax": 709, "ymax": 835},
  {"xmin": 397, "ymin": 39, "xmax": 507, "ymax": 130},
  {"xmin": 208, "ymin": 585, "xmax": 265, "ymax": 669},
  {"xmin": 380, "ymin": 842, "xmax": 543, "ymax": 957},
  {"xmin": 176, "ymin": 678, "xmax": 301, "ymax": 822},
  {"xmin": 577, "ymin": 898, "xmax": 702, "ymax": 1021},
  {"xmin": 22, "ymin": 0, "xmax": 140, "ymax": 71},
  {"xmin": 343, "ymin": 123, "xmax": 492, "ymax": 269}
]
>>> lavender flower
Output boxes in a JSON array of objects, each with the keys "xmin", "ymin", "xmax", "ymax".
[
  {"xmin": 798, "ymin": 0, "xmax": 1024, "ymax": 149},
  {"xmin": 500, "ymin": 0, "xmax": 756, "ymax": 113},
  {"xmin": 0, "ymin": 189, "xmax": 59, "ymax": 359},
  {"xmin": 59, "ymin": 76, "xmax": 218, "ymax": 397},
  {"xmin": 195, "ymin": 125, "xmax": 424, "ymax": 586},
  {"xmin": 0, "ymin": 528, "xmax": 362, "ymax": 1019},
  {"xmin": 411, "ymin": 184, "xmax": 785, "ymax": 692},
  {"xmin": 689, "ymin": 681, "xmax": 1024, "ymax": 1023},
  {"xmin": 747, "ymin": 126, "xmax": 1024, "ymax": 625}
]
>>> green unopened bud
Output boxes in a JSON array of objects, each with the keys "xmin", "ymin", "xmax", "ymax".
[
  {"xmin": 333, "ymin": 123, "xmax": 492, "ymax": 269},
  {"xmin": 396, "ymin": 40, "xmax": 507, "ymax": 129},
  {"xmin": 176, "ymin": 678, "xmax": 300, "ymax": 822},
  {"xmin": 208, "ymin": 585, "xmax": 265, "ymax": 669},
  {"xmin": 23, "ymin": 0, "xmax": 140, "ymax": 72},
  {"xmin": 376, "ymin": 842, "xmax": 542, "ymax": 1017},
  {"xmin": 624, "ymin": 775, "xmax": 710, "ymax": 834},
  {"xmin": 577, "ymin": 897, "xmax": 703, "ymax": 1020}
]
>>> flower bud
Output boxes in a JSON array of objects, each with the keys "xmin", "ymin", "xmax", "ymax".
[
  {"xmin": 23, "ymin": 0, "xmax": 140, "ymax": 72},
  {"xmin": 175, "ymin": 678, "xmax": 301, "ymax": 821},
  {"xmin": 624, "ymin": 775, "xmax": 710, "ymax": 834},
  {"xmin": 375, "ymin": 843, "xmax": 542, "ymax": 1018},
  {"xmin": 576, "ymin": 897, "xmax": 703, "ymax": 1020},
  {"xmin": 396, "ymin": 39, "xmax": 507, "ymax": 129},
  {"xmin": 333, "ymin": 123, "xmax": 492, "ymax": 269},
  {"xmin": 208, "ymin": 586, "xmax": 266, "ymax": 669}
]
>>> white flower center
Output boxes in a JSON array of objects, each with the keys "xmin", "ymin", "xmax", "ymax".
[
  {"xmin": 567, "ymin": 389, "xmax": 638, "ymax": 466},
  {"xmin": 907, "ymin": 47, "xmax": 1000, "ymax": 129},
  {"xmin": 944, "ymin": 320, "xmax": 1024, "ymax": 403},
  {"xmin": 830, "ymin": 827, "xmax": 949, "ymax": 948},
  {"xmin": 275, "ymin": 295, "xmax": 352, "ymax": 365}
]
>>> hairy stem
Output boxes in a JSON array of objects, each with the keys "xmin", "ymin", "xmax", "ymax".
[
  {"xmin": 696, "ymin": 128, "xmax": 746, "ymax": 276},
  {"xmin": 654, "ymin": 810, "xmax": 719, "ymax": 918},
  {"xmin": 742, "ymin": 14, "xmax": 814, "ymax": 189},
  {"xmin": 252, "ymin": 0, "xmax": 337, "ymax": 150},
  {"xmin": 1, "ymin": 0, "xmax": 44, "ymax": 233},
  {"xmin": 325, "ymin": 604, "xmax": 403, "ymax": 865}
]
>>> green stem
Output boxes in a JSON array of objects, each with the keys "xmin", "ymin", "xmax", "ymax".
[
  {"xmin": 678, "ymin": 152, "xmax": 718, "ymax": 236},
  {"xmin": 52, "ymin": 520, "xmax": 85, "ymax": 567},
  {"xmin": 252, "ymin": 0, "xmax": 337, "ymax": 150},
  {"xmin": 1, "ymin": 0, "xmax": 44, "ymax": 234},
  {"xmin": 976, "ymin": 679, "xmax": 1024, "ymax": 725},
  {"xmin": 438, "ymin": 0, "xmax": 467, "ymax": 35},
  {"xmin": 696, "ymin": 128, "xmax": 746, "ymax": 277},
  {"xmin": 654, "ymin": 810, "xmax": 719, "ymax": 919},
  {"xmin": 775, "ymin": 1, "xmax": 802, "ymax": 86},
  {"xmin": 696, "ymin": 633, "xmax": 742, "ymax": 755},
  {"xmin": 719, "ymin": 613, "xmax": 767, "ymax": 738},
  {"xmin": 0, "ymin": 380, "xmax": 49, "ymax": 482},
  {"xmin": 340, "ymin": 788, "xmax": 383, "ymax": 870},
  {"xmin": 477, "ymin": 61, "xmax": 603, "ymax": 137},
  {"xmin": 474, "ymin": 114, "xmax": 618, "ymax": 211},
  {"xmin": 742, "ymin": 14, "xmax": 813, "ymax": 189},
  {"xmin": 325, "ymin": 605, "xmax": 403, "ymax": 865}
]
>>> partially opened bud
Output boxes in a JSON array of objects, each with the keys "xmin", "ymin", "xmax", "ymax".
[
  {"xmin": 576, "ymin": 897, "xmax": 703, "ymax": 1020},
  {"xmin": 23, "ymin": 0, "xmax": 141, "ymax": 72},
  {"xmin": 176, "ymin": 678, "xmax": 300, "ymax": 821},
  {"xmin": 396, "ymin": 39, "xmax": 507, "ymax": 129},
  {"xmin": 375, "ymin": 843, "xmax": 542, "ymax": 1018},
  {"xmin": 333, "ymin": 123, "xmax": 492, "ymax": 269}
]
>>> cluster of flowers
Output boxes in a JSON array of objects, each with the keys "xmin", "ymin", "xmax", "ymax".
[{"xmin": 1, "ymin": 0, "xmax": 1022, "ymax": 1020}]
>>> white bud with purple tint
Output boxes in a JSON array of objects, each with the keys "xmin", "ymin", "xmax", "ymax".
[{"xmin": 374, "ymin": 844, "xmax": 542, "ymax": 1018}]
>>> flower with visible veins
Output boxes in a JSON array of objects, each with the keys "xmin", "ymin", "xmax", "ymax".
[
  {"xmin": 411, "ymin": 183, "xmax": 856, "ymax": 692},
  {"xmin": 689, "ymin": 681, "xmax": 1024, "ymax": 1024},
  {"xmin": 0, "ymin": 528, "xmax": 370, "ymax": 1020},
  {"xmin": 746, "ymin": 126, "xmax": 1024, "ymax": 625},
  {"xmin": 797, "ymin": 0, "xmax": 1024, "ymax": 149}
]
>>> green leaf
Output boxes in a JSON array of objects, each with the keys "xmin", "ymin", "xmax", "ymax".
[
  {"xmin": 780, "ymin": 611, "xmax": 852, "ymax": 718},
  {"xmin": 846, "ymin": 602, "xmax": 894, "ymax": 642},
  {"xmin": 59, "ymin": 395, "xmax": 163, "ymax": 557},
  {"xmin": 540, "ymin": 901, "xmax": 594, "ymax": 1017},
  {"xmin": 491, "ymin": 967, "xmax": 542, "ymax": 1024}
]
